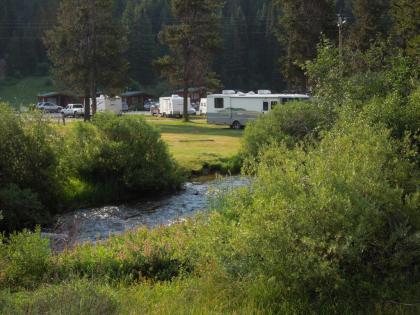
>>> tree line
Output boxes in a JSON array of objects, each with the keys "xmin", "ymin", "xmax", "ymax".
[{"xmin": 0, "ymin": 0, "xmax": 418, "ymax": 93}]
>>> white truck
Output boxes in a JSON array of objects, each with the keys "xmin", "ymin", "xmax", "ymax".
[
  {"xmin": 61, "ymin": 104, "xmax": 84, "ymax": 117},
  {"xmin": 207, "ymin": 90, "xmax": 310, "ymax": 129},
  {"xmin": 96, "ymin": 95, "xmax": 123, "ymax": 115},
  {"xmin": 159, "ymin": 95, "xmax": 192, "ymax": 117}
]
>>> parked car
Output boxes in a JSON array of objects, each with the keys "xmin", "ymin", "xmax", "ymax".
[
  {"xmin": 144, "ymin": 100, "xmax": 158, "ymax": 111},
  {"xmin": 150, "ymin": 104, "xmax": 160, "ymax": 116},
  {"xmin": 36, "ymin": 102, "xmax": 63, "ymax": 113},
  {"xmin": 61, "ymin": 104, "xmax": 85, "ymax": 117}
]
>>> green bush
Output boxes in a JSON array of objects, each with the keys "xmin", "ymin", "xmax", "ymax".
[
  {"xmin": 92, "ymin": 113, "xmax": 182, "ymax": 192},
  {"xmin": 0, "ymin": 185, "xmax": 46, "ymax": 232},
  {"xmin": 360, "ymin": 87, "xmax": 420, "ymax": 139},
  {"xmin": 213, "ymin": 118, "xmax": 420, "ymax": 312},
  {"xmin": 0, "ymin": 104, "xmax": 62, "ymax": 232},
  {"xmin": 241, "ymin": 101, "xmax": 325, "ymax": 159},
  {"xmin": 0, "ymin": 228, "xmax": 52, "ymax": 289},
  {"xmin": 60, "ymin": 113, "xmax": 182, "ymax": 203}
]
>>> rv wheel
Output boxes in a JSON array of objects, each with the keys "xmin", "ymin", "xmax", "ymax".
[{"xmin": 232, "ymin": 121, "xmax": 241, "ymax": 130}]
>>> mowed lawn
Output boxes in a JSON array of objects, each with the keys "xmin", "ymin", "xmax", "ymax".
[{"xmin": 148, "ymin": 119, "xmax": 243, "ymax": 171}]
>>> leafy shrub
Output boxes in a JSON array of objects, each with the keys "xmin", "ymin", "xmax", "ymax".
[
  {"xmin": 241, "ymin": 101, "xmax": 325, "ymax": 159},
  {"xmin": 0, "ymin": 228, "xmax": 52, "ymax": 289},
  {"xmin": 60, "ymin": 113, "xmax": 183, "ymax": 203},
  {"xmin": 361, "ymin": 89, "xmax": 420, "ymax": 139},
  {"xmin": 0, "ymin": 104, "xmax": 62, "ymax": 232},
  {"xmin": 0, "ymin": 185, "xmax": 45, "ymax": 232},
  {"xmin": 213, "ymin": 118, "xmax": 420, "ymax": 312}
]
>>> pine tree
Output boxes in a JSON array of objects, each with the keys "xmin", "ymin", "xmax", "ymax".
[
  {"xmin": 44, "ymin": 0, "xmax": 128, "ymax": 120},
  {"xmin": 156, "ymin": 0, "xmax": 224, "ymax": 121},
  {"xmin": 391, "ymin": 0, "xmax": 420, "ymax": 59},
  {"xmin": 349, "ymin": 0, "xmax": 392, "ymax": 51},
  {"xmin": 124, "ymin": 3, "xmax": 157, "ymax": 86},
  {"xmin": 275, "ymin": 0, "xmax": 336, "ymax": 92},
  {"xmin": 220, "ymin": 7, "xmax": 247, "ymax": 89}
]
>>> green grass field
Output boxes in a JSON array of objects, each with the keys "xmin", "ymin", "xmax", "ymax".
[
  {"xmin": 145, "ymin": 119, "xmax": 242, "ymax": 172},
  {"xmin": 0, "ymin": 76, "xmax": 61, "ymax": 108}
]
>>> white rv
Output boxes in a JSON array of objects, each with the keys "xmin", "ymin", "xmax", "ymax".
[
  {"xmin": 207, "ymin": 90, "xmax": 310, "ymax": 129},
  {"xmin": 159, "ymin": 95, "xmax": 191, "ymax": 117},
  {"xmin": 199, "ymin": 98, "xmax": 207, "ymax": 115},
  {"xmin": 96, "ymin": 95, "xmax": 123, "ymax": 115}
]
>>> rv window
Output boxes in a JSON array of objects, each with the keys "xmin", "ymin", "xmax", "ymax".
[
  {"xmin": 263, "ymin": 101, "xmax": 269, "ymax": 111},
  {"xmin": 215, "ymin": 98, "xmax": 224, "ymax": 109},
  {"xmin": 281, "ymin": 98, "xmax": 290, "ymax": 105},
  {"xmin": 271, "ymin": 101, "xmax": 279, "ymax": 109}
]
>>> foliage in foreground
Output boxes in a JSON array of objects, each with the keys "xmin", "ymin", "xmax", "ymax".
[
  {"xmin": 1, "ymin": 39, "xmax": 419, "ymax": 314},
  {"xmin": 1, "ymin": 110, "xmax": 419, "ymax": 314},
  {"xmin": 216, "ymin": 119, "xmax": 420, "ymax": 313},
  {"xmin": 241, "ymin": 101, "xmax": 326, "ymax": 159}
]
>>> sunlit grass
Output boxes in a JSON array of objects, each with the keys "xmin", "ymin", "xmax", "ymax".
[{"xmin": 148, "ymin": 119, "xmax": 243, "ymax": 171}]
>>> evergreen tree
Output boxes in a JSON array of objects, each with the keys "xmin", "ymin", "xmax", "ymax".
[
  {"xmin": 156, "ymin": 0, "xmax": 224, "ymax": 121},
  {"xmin": 219, "ymin": 7, "xmax": 247, "ymax": 89},
  {"xmin": 44, "ymin": 0, "xmax": 128, "ymax": 120},
  {"xmin": 391, "ymin": 0, "xmax": 420, "ymax": 59},
  {"xmin": 275, "ymin": 0, "xmax": 336, "ymax": 92},
  {"xmin": 348, "ymin": 0, "xmax": 392, "ymax": 51},
  {"xmin": 123, "ymin": 3, "xmax": 157, "ymax": 86}
]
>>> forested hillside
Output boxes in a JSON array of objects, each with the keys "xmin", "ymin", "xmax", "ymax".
[{"xmin": 0, "ymin": 0, "xmax": 418, "ymax": 92}]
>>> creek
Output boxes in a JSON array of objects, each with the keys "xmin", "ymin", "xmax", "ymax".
[{"xmin": 43, "ymin": 176, "xmax": 249, "ymax": 251}]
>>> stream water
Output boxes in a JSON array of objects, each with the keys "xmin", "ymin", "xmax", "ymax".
[{"xmin": 43, "ymin": 176, "xmax": 249, "ymax": 251}]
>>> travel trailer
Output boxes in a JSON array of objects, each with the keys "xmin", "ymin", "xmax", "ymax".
[
  {"xmin": 96, "ymin": 95, "xmax": 123, "ymax": 115},
  {"xmin": 159, "ymin": 95, "xmax": 192, "ymax": 117},
  {"xmin": 199, "ymin": 98, "xmax": 207, "ymax": 115},
  {"xmin": 207, "ymin": 90, "xmax": 310, "ymax": 129}
]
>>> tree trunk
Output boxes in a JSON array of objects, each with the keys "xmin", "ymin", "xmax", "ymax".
[
  {"xmin": 183, "ymin": 82, "xmax": 189, "ymax": 122},
  {"xmin": 84, "ymin": 92, "xmax": 91, "ymax": 121},
  {"xmin": 91, "ymin": 76, "xmax": 97, "ymax": 116}
]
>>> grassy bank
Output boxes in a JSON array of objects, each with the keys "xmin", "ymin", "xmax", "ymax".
[{"xmin": 148, "ymin": 119, "xmax": 243, "ymax": 174}]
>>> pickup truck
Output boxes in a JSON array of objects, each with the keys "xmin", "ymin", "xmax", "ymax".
[{"xmin": 61, "ymin": 104, "xmax": 85, "ymax": 117}]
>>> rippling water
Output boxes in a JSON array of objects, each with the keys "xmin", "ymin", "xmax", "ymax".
[{"xmin": 44, "ymin": 176, "xmax": 250, "ymax": 250}]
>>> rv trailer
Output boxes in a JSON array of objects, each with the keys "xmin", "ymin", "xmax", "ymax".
[
  {"xmin": 96, "ymin": 95, "xmax": 123, "ymax": 115},
  {"xmin": 159, "ymin": 95, "xmax": 191, "ymax": 117},
  {"xmin": 207, "ymin": 90, "xmax": 310, "ymax": 129},
  {"xmin": 199, "ymin": 98, "xmax": 207, "ymax": 115}
]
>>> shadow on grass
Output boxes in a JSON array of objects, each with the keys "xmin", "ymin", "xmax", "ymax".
[{"xmin": 154, "ymin": 121, "xmax": 244, "ymax": 138}]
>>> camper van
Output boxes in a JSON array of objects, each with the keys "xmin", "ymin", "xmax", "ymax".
[
  {"xmin": 96, "ymin": 95, "xmax": 123, "ymax": 115},
  {"xmin": 207, "ymin": 90, "xmax": 310, "ymax": 129},
  {"xmin": 159, "ymin": 95, "xmax": 192, "ymax": 117},
  {"xmin": 199, "ymin": 98, "xmax": 207, "ymax": 115}
]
